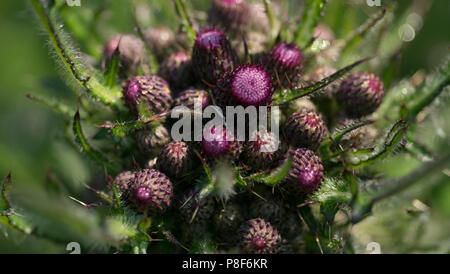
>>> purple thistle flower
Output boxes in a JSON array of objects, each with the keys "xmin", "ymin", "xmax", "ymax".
[
  {"xmin": 262, "ymin": 42, "xmax": 303, "ymax": 89},
  {"xmin": 201, "ymin": 124, "xmax": 241, "ymax": 159},
  {"xmin": 284, "ymin": 109, "xmax": 328, "ymax": 150},
  {"xmin": 174, "ymin": 89, "xmax": 210, "ymax": 110},
  {"xmin": 238, "ymin": 218, "xmax": 282, "ymax": 254},
  {"xmin": 128, "ymin": 169, "xmax": 173, "ymax": 215},
  {"xmin": 213, "ymin": 64, "xmax": 273, "ymax": 107},
  {"xmin": 113, "ymin": 170, "xmax": 136, "ymax": 193},
  {"xmin": 336, "ymin": 72, "xmax": 385, "ymax": 118},
  {"xmin": 156, "ymin": 141, "xmax": 193, "ymax": 179},
  {"xmin": 192, "ymin": 28, "xmax": 237, "ymax": 85},
  {"xmin": 158, "ymin": 51, "xmax": 195, "ymax": 93},
  {"xmin": 135, "ymin": 125, "xmax": 170, "ymax": 157},
  {"xmin": 122, "ymin": 75, "xmax": 173, "ymax": 117},
  {"xmin": 281, "ymin": 148, "xmax": 324, "ymax": 194},
  {"xmin": 243, "ymin": 130, "xmax": 286, "ymax": 171}
]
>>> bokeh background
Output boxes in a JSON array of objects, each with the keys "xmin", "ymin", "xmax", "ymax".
[{"xmin": 0, "ymin": 0, "xmax": 448, "ymax": 253}]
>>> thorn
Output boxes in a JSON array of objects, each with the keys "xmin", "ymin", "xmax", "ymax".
[{"xmin": 68, "ymin": 196, "xmax": 89, "ymax": 208}]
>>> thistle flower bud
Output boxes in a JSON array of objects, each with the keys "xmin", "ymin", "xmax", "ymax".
[
  {"xmin": 113, "ymin": 170, "xmax": 136, "ymax": 193},
  {"xmin": 243, "ymin": 130, "xmax": 285, "ymax": 171},
  {"xmin": 158, "ymin": 51, "xmax": 195, "ymax": 93},
  {"xmin": 128, "ymin": 169, "xmax": 173, "ymax": 215},
  {"xmin": 102, "ymin": 34, "xmax": 147, "ymax": 77},
  {"xmin": 156, "ymin": 141, "xmax": 193, "ymax": 179},
  {"xmin": 262, "ymin": 42, "xmax": 303, "ymax": 89},
  {"xmin": 144, "ymin": 27, "xmax": 176, "ymax": 61},
  {"xmin": 122, "ymin": 75, "xmax": 173, "ymax": 117},
  {"xmin": 284, "ymin": 109, "xmax": 328, "ymax": 150},
  {"xmin": 192, "ymin": 28, "xmax": 237, "ymax": 84},
  {"xmin": 135, "ymin": 125, "xmax": 170, "ymax": 157},
  {"xmin": 281, "ymin": 148, "xmax": 324, "ymax": 194},
  {"xmin": 238, "ymin": 218, "xmax": 281, "ymax": 254},
  {"xmin": 201, "ymin": 125, "xmax": 242, "ymax": 160},
  {"xmin": 180, "ymin": 190, "xmax": 216, "ymax": 223},
  {"xmin": 174, "ymin": 89, "xmax": 210, "ymax": 110},
  {"xmin": 336, "ymin": 72, "xmax": 385, "ymax": 118},
  {"xmin": 208, "ymin": 0, "xmax": 250, "ymax": 35},
  {"xmin": 213, "ymin": 64, "xmax": 273, "ymax": 108}
]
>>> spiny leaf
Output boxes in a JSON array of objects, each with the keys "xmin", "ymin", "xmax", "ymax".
[
  {"xmin": 97, "ymin": 110, "xmax": 170, "ymax": 137},
  {"xmin": 311, "ymin": 177, "xmax": 352, "ymax": 224},
  {"xmin": 0, "ymin": 173, "xmax": 12, "ymax": 212},
  {"xmin": 73, "ymin": 110, "xmax": 120, "ymax": 173},
  {"xmin": 105, "ymin": 168, "xmax": 122, "ymax": 212},
  {"xmin": 352, "ymin": 152, "xmax": 450, "ymax": 223},
  {"xmin": 339, "ymin": 8, "xmax": 387, "ymax": 62},
  {"xmin": 103, "ymin": 46, "xmax": 120, "ymax": 89},
  {"xmin": 273, "ymin": 57, "xmax": 371, "ymax": 105},
  {"xmin": 26, "ymin": 93, "xmax": 75, "ymax": 119},
  {"xmin": 293, "ymin": 0, "xmax": 327, "ymax": 49},
  {"xmin": 29, "ymin": 0, "xmax": 122, "ymax": 106},
  {"xmin": 1, "ymin": 174, "xmax": 35, "ymax": 234},
  {"xmin": 173, "ymin": 0, "xmax": 196, "ymax": 44},
  {"xmin": 346, "ymin": 120, "xmax": 408, "ymax": 169},
  {"xmin": 59, "ymin": 3, "xmax": 104, "ymax": 59},
  {"xmin": 248, "ymin": 156, "xmax": 293, "ymax": 187},
  {"xmin": 321, "ymin": 119, "xmax": 375, "ymax": 148}
]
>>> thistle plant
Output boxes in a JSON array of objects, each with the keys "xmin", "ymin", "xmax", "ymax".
[{"xmin": 1, "ymin": 0, "xmax": 448, "ymax": 254}]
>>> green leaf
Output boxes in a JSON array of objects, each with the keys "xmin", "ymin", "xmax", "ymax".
[
  {"xmin": 311, "ymin": 177, "xmax": 352, "ymax": 224},
  {"xmin": 1, "ymin": 174, "xmax": 36, "ymax": 235},
  {"xmin": 293, "ymin": 0, "xmax": 327, "ymax": 49},
  {"xmin": 103, "ymin": 46, "xmax": 120, "ymax": 89},
  {"xmin": 0, "ymin": 173, "xmax": 12, "ymax": 213},
  {"xmin": 73, "ymin": 110, "xmax": 120, "ymax": 173},
  {"xmin": 249, "ymin": 156, "xmax": 293, "ymax": 187},
  {"xmin": 29, "ymin": 0, "xmax": 122, "ymax": 106},
  {"xmin": 321, "ymin": 119, "xmax": 374, "ymax": 149},
  {"xmin": 273, "ymin": 57, "xmax": 371, "ymax": 105},
  {"xmin": 346, "ymin": 120, "xmax": 408, "ymax": 169}
]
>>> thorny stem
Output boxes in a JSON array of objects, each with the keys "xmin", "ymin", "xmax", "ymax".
[{"xmin": 29, "ymin": 0, "xmax": 122, "ymax": 106}]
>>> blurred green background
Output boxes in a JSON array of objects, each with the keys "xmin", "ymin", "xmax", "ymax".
[{"xmin": 0, "ymin": 0, "xmax": 448, "ymax": 253}]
